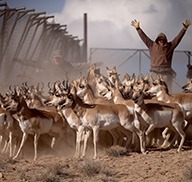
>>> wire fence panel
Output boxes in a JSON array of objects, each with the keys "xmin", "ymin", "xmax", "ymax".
[{"xmin": 0, "ymin": 3, "xmax": 85, "ymax": 92}]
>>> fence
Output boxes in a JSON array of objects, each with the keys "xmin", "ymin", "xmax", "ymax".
[
  {"xmin": 89, "ymin": 48, "xmax": 192, "ymax": 93},
  {"xmin": 0, "ymin": 2, "xmax": 85, "ymax": 92}
]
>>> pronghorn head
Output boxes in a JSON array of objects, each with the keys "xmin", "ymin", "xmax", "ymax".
[
  {"xmin": 95, "ymin": 74, "xmax": 110, "ymax": 97},
  {"xmin": 131, "ymin": 82, "xmax": 145, "ymax": 105},
  {"xmin": 106, "ymin": 66, "xmax": 120, "ymax": 85},
  {"xmin": 57, "ymin": 93, "xmax": 74, "ymax": 110},
  {"xmin": 76, "ymin": 77, "xmax": 88, "ymax": 98},
  {"xmin": 182, "ymin": 79, "xmax": 192, "ymax": 93},
  {"xmin": 44, "ymin": 82, "xmax": 68, "ymax": 107},
  {"xmin": 3, "ymin": 90, "xmax": 22, "ymax": 112},
  {"xmin": 120, "ymin": 73, "xmax": 135, "ymax": 99},
  {"xmin": 146, "ymin": 75, "xmax": 168, "ymax": 96}
]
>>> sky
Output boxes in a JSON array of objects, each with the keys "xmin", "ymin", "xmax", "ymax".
[{"xmin": 3, "ymin": 0, "xmax": 192, "ymax": 91}]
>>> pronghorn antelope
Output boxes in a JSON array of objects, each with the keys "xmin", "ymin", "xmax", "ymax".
[
  {"xmin": 0, "ymin": 108, "xmax": 22, "ymax": 157},
  {"xmin": 95, "ymin": 74, "xmax": 111, "ymax": 97},
  {"xmin": 146, "ymin": 76, "xmax": 192, "ymax": 125},
  {"xmin": 75, "ymin": 76, "xmax": 133, "ymax": 147},
  {"xmin": 120, "ymin": 73, "xmax": 135, "ymax": 99},
  {"xmin": 44, "ymin": 86, "xmax": 89, "ymax": 158},
  {"xmin": 131, "ymin": 82, "xmax": 186, "ymax": 153},
  {"xmin": 182, "ymin": 79, "xmax": 192, "ymax": 93},
  {"xmin": 3, "ymin": 90, "xmax": 65, "ymax": 160},
  {"xmin": 87, "ymin": 63, "xmax": 101, "ymax": 97},
  {"xmin": 0, "ymin": 92, "xmax": 22, "ymax": 157},
  {"xmin": 106, "ymin": 66, "xmax": 120, "ymax": 85},
  {"xmin": 56, "ymin": 86, "xmax": 145, "ymax": 159}
]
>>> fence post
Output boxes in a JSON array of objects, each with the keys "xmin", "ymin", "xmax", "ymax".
[{"xmin": 83, "ymin": 13, "xmax": 87, "ymax": 62}]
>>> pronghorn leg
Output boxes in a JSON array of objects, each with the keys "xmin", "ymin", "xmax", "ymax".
[
  {"xmin": 0, "ymin": 136, "xmax": 2, "ymax": 150},
  {"xmin": 13, "ymin": 132, "xmax": 28, "ymax": 160},
  {"xmin": 51, "ymin": 137, "xmax": 56, "ymax": 148},
  {"xmin": 82, "ymin": 129, "xmax": 91, "ymax": 158},
  {"xmin": 172, "ymin": 125, "xmax": 186, "ymax": 152},
  {"xmin": 34, "ymin": 133, "xmax": 40, "ymax": 161},
  {"xmin": 109, "ymin": 129, "xmax": 119, "ymax": 146},
  {"xmin": 75, "ymin": 126, "xmax": 84, "ymax": 158},
  {"xmin": 92, "ymin": 126, "xmax": 99, "ymax": 159},
  {"xmin": 145, "ymin": 124, "xmax": 156, "ymax": 136},
  {"xmin": 123, "ymin": 123, "xmax": 146, "ymax": 154},
  {"xmin": 9, "ymin": 131, "xmax": 13, "ymax": 157},
  {"xmin": 2, "ymin": 137, "xmax": 9, "ymax": 154}
]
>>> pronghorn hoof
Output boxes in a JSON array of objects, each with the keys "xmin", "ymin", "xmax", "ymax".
[
  {"xmin": 142, "ymin": 150, "xmax": 148, "ymax": 155},
  {"xmin": 80, "ymin": 155, "xmax": 85, "ymax": 159}
]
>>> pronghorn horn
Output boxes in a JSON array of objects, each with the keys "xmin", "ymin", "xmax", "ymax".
[
  {"xmin": 41, "ymin": 82, "xmax": 44, "ymax": 92},
  {"xmin": 9, "ymin": 85, "xmax": 13, "ymax": 95},
  {"xmin": 25, "ymin": 82, "xmax": 29, "ymax": 90},
  {"xmin": 14, "ymin": 85, "xmax": 17, "ymax": 95},
  {"xmin": 36, "ymin": 82, "xmax": 40, "ymax": 91},
  {"xmin": 65, "ymin": 72, "xmax": 68, "ymax": 80},
  {"xmin": 48, "ymin": 82, "xmax": 51, "ymax": 90}
]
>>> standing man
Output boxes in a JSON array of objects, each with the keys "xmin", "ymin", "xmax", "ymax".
[{"xmin": 131, "ymin": 19, "xmax": 191, "ymax": 93}]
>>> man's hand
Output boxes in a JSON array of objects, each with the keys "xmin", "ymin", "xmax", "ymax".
[
  {"xmin": 131, "ymin": 19, "xmax": 140, "ymax": 29},
  {"xmin": 182, "ymin": 19, "xmax": 191, "ymax": 30}
]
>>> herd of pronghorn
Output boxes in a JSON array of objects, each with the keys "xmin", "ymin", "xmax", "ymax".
[{"xmin": 1, "ymin": 63, "xmax": 192, "ymax": 160}]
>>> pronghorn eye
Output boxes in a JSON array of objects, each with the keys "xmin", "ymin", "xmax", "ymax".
[
  {"xmin": 55, "ymin": 94, "xmax": 60, "ymax": 97},
  {"xmin": 79, "ymin": 85, "xmax": 84, "ymax": 89},
  {"xmin": 153, "ymin": 83, "xmax": 157, "ymax": 86},
  {"xmin": 14, "ymin": 98, "xmax": 18, "ymax": 102},
  {"xmin": 67, "ymin": 95, "xmax": 72, "ymax": 99}
]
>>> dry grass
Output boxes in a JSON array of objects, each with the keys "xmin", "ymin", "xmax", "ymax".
[
  {"xmin": 77, "ymin": 159, "xmax": 115, "ymax": 181},
  {"xmin": 104, "ymin": 145, "xmax": 129, "ymax": 157},
  {"xmin": 18, "ymin": 163, "xmax": 72, "ymax": 182},
  {"xmin": 182, "ymin": 162, "xmax": 192, "ymax": 181}
]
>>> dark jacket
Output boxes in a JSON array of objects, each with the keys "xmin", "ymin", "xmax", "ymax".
[{"xmin": 136, "ymin": 27, "xmax": 186, "ymax": 70}]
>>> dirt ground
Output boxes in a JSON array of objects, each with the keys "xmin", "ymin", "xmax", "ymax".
[{"xmin": 0, "ymin": 131, "xmax": 192, "ymax": 182}]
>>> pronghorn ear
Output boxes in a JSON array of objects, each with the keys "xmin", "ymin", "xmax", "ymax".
[
  {"xmin": 106, "ymin": 67, "xmax": 109, "ymax": 72},
  {"xmin": 131, "ymin": 76, "xmax": 135, "ymax": 85},
  {"xmin": 130, "ymin": 73, "xmax": 135, "ymax": 81},
  {"xmin": 124, "ymin": 73, "xmax": 130, "ymax": 81},
  {"xmin": 82, "ymin": 77, "xmax": 87, "ymax": 85},
  {"xmin": 90, "ymin": 63, "xmax": 96, "ymax": 70},
  {"xmin": 144, "ymin": 73, "xmax": 149, "ymax": 81},
  {"xmin": 77, "ymin": 76, "xmax": 82, "ymax": 84},
  {"xmin": 140, "ymin": 73, "xmax": 144, "ymax": 80},
  {"xmin": 158, "ymin": 74, "xmax": 163, "ymax": 81},
  {"xmin": 135, "ymin": 75, "xmax": 139, "ymax": 83},
  {"xmin": 113, "ymin": 66, "xmax": 116, "ymax": 72},
  {"xmin": 150, "ymin": 75, "xmax": 154, "ymax": 83}
]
